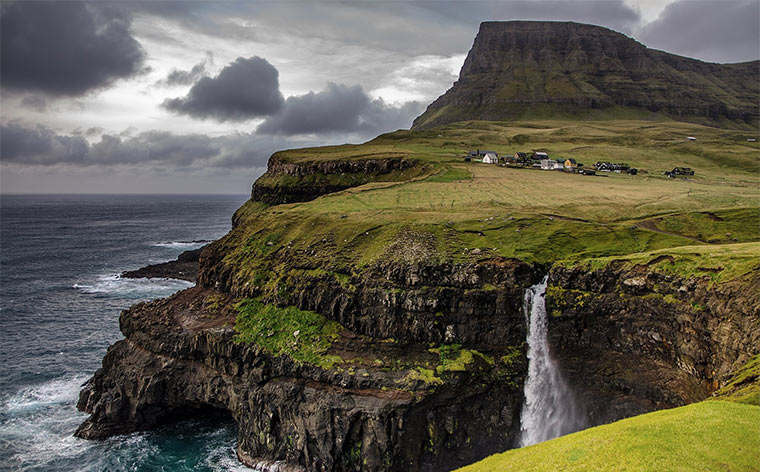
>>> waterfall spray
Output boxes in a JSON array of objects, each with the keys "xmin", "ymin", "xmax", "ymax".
[{"xmin": 519, "ymin": 276, "xmax": 587, "ymax": 447}]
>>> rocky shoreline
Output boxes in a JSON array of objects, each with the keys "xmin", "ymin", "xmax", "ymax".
[{"xmin": 120, "ymin": 246, "xmax": 205, "ymax": 282}]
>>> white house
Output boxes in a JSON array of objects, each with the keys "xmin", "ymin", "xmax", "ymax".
[
  {"xmin": 482, "ymin": 153, "xmax": 499, "ymax": 164},
  {"xmin": 540, "ymin": 159, "xmax": 563, "ymax": 170}
]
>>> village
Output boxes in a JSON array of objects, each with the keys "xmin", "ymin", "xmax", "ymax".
[{"xmin": 464, "ymin": 149, "xmax": 696, "ymax": 179}]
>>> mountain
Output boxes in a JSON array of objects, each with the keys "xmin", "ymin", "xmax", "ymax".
[{"xmin": 412, "ymin": 21, "xmax": 759, "ymax": 129}]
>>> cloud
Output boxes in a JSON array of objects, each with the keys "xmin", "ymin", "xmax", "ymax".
[
  {"xmin": 20, "ymin": 96, "xmax": 48, "ymax": 112},
  {"xmin": 257, "ymin": 83, "xmax": 423, "ymax": 137},
  {"xmin": 158, "ymin": 52, "xmax": 214, "ymax": 87},
  {"xmin": 638, "ymin": 0, "xmax": 760, "ymax": 63},
  {"xmin": 0, "ymin": 1, "xmax": 146, "ymax": 97},
  {"xmin": 0, "ymin": 122, "xmax": 317, "ymax": 170},
  {"xmin": 0, "ymin": 122, "xmax": 90, "ymax": 166},
  {"xmin": 162, "ymin": 56, "xmax": 284, "ymax": 121},
  {"xmin": 162, "ymin": 62, "xmax": 208, "ymax": 87}
]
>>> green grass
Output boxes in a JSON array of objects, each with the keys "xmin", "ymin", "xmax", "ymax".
[
  {"xmin": 649, "ymin": 208, "xmax": 760, "ymax": 244},
  {"xmin": 562, "ymin": 242, "xmax": 760, "ymax": 284},
  {"xmin": 213, "ymin": 119, "xmax": 760, "ymax": 301},
  {"xmin": 234, "ymin": 299, "xmax": 343, "ymax": 369},
  {"xmin": 425, "ymin": 166, "xmax": 473, "ymax": 182},
  {"xmin": 456, "ymin": 401, "xmax": 760, "ymax": 472},
  {"xmin": 713, "ymin": 354, "xmax": 760, "ymax": 406}
]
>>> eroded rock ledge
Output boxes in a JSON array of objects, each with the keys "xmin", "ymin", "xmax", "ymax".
[
  {"xmin": 546, "ymin": 264, "xmax": 760, "ymax": 425},
  {"xmin": 76, "ymin": 256, "xmax": 535, "ymax": 471},
  {"xmin": 251, "ymin": 155, "xmax": 420, "ymax": 205}
]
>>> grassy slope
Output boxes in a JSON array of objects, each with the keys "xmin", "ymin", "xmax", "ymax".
[
  {"xmin": 455, "ymin": 401, "xmax": 760, "ymax": 472},
  {"xmin": 456, "ymin": 355, "xmax": 760, "ymax": 472},
  {"xmin": 225, "ymin": 120, "xmax": 759, "ymax": 288},
  {"xmin": 713, "ymin": 354, "xmax": 760, "ymax": 406}
]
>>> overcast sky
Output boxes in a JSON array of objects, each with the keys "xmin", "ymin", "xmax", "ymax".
[{"xmin": 1, "ymin": 0, "xmax": 758, "ymax": 194}]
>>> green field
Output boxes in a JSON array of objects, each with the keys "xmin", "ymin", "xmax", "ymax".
[
  {"xmin": 455, "ymin": 401, "xmax": 760, "ymax": 472},
  {"xmin": 224, "ymin": 119, "xmax": 759, "ymax": 289}
]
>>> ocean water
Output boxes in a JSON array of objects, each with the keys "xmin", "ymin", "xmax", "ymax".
[{"xmin": 0, "ymin": 194, "xmax": 250, "ymax": 472}]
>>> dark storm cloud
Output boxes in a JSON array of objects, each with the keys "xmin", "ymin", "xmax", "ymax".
[
  {"xmin": 0, "ymin": 122, "xmax": 90, "ymax": 166},
  {"xmin": 162, "ymin": 62, "xmax": 208, "ymax": 87},
  {"xmin": 162, "ymin": 57, "xmax": 284, "ymax": 121},
  {"xmin": 0, "ymin": 122, "xmax": 305, "ymax": 170},
  {"xmin": 639, "ymin": 0, "xmax": 760, "ymax": 63},
  {"xmin": 158, "ymin": 52, "xmax": 214, "ymax": 87},
  {"xmin": 0, "ymin": 1, "xmax": 146, "ymax": 97},
  {"xmin": 257, "ymin": 83, "xmax": 423, "ymax": 136}
]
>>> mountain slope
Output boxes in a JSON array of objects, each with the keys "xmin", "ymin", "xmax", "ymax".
[{"xmin": 412, "ymin": 21, "xmax": 759, "ymax": 129}]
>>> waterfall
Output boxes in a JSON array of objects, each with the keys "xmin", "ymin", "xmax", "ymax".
[{"xmin": 518, "ymin": 275, "xmax": 587, "ymax": 447}]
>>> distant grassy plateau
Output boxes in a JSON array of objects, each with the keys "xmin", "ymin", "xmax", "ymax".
[{"xmin": 232, "ymin": 119, "xmax": 759, "ymax": 284}]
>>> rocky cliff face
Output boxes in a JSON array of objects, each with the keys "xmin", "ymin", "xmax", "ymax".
[
  {"xmin": 76, "ymin": 257, "xmax": 534, "ymax": 471},
  {"xmin": 546, "ymin": 264, "xmax": 760, "ymax": 425},
  {"xmin": 76, "ymin": 230, "xmax": 760, "ymax": 470},
  {"xmin": 413, "ymin": 21, "xmax": 759, "ymax": 129},
  {"xmin": 251, "ymin": 154, "xmax": 420, "ymax": 205}
]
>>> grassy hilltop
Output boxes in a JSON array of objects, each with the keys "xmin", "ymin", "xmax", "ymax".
[{"xmin": 229, "ymin": 119, "xmax": 759, "ymax": 288}]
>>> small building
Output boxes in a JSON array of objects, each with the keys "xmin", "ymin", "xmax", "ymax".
[
  {"xmin": 664, "ymin": 167, "xmax": 694, "ymax": 178},
  {"xmin": 482, "ymin": 153, "xmax": 499, "ymax": 164},
  {"xmin": 595, "ymin": 162, "xmax": 630, "ymax": 172},
  {"xmin": 686, "ymin": 136, "xmax": 697, "ymax": 141},
  {"xmin": 508, "ymin": 152, "xmax": 531, "ymax": 166},
  {"xmin": 531, "ymin": 151, "xmax": 549, "ymax": 161},
  {"xmin": 748, "ymin": 138, "xmax": 757, "ymax": 142},
  {"xmin": 464, "ymin": 156, "xmax": 471, "ymax": 162},
  {"xmin": 468, "ymin": 149, "xmax": 499, "ymax": 159},
  {"xmin": 578, "ymin": 169, "xmax": 596, "ymax": 176},
  {"xmin": 540, "ymin": 159, "xmax": 563, "ymax": 170},
  {"xmin": 563, "ymin": 158, "xmax": 578, "ymax": 170}
]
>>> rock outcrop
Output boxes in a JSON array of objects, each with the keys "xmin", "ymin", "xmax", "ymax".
[
  {"xmin": 251, "ymin": 154, "xmax": 420, "ymax": 205},
  {"xmin": 121, "ymin": 246, "xmax": 205, "ymax": 282},
  {"xmin": 76, "ymin": 257, "xmax": 534, "ymax": 471},
  {"xmin": 545, "ymin": 264, "xmax": 760, "ymax": 425},
  {"xmin": 413, "ymin": 21, "xmax": 760, "ymax": 129}
]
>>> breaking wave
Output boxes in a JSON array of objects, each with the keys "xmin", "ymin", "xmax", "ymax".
[
  {"xmin": 72, "ymin": 274, "xmax": 193, "ymax": 299},
  {"xmin": 152, "ymin": 240, "xmax": 212, "ymax": 249}
]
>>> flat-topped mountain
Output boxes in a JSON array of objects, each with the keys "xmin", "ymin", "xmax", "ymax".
[{"xmin": 412, "ymin": 21, "xmax": 759, "ymax": 129}]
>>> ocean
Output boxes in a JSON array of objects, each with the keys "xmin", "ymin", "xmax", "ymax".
[{"xmin": 0, "ymin": 194, "xmax": 250, "ymax": 472}]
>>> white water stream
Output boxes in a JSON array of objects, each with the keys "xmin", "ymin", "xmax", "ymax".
[{"xmin": 519, "ymin": 276, "xmax": 588, "ymax": 446}]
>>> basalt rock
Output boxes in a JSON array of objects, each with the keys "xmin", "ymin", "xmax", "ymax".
[
  {"xmin": 545, "ymin": 264, "xmax": 760, "ymax": 425},
  {"xmin": 121, "ymin": 246, "xmax": 205, "ymax": 282},
  {"xmin": 251, "ymin": 155, "xmax": 420, "ymax": 205},
  {"xmin": 75, "ymin": 286, "xmax": 526, "ymax": 471},
  {"xmin": 413, "ymin": 21, "xmax": 760, "ymax": 129}
]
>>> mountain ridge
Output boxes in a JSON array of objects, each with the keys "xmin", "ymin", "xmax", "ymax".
[{"xmin": 412, "ymin": 21, "xmax": 759, "ymax": 129}]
